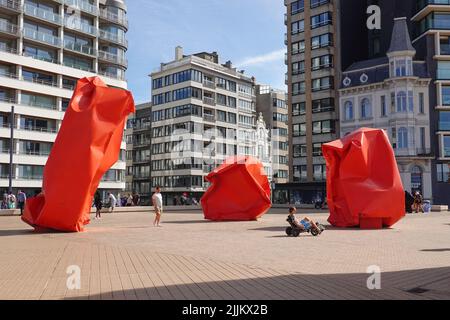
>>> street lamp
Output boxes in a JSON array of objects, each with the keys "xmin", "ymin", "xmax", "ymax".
[{"xmin": 9, "ymin": 105, "xmax": 14, "ymax": 193}]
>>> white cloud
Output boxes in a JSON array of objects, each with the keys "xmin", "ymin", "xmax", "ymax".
[{"xmin": 236, "ymin": 49, "xmax": 285, "ymax": 68}]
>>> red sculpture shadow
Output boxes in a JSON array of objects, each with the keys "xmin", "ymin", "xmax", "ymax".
[
  {"xmin": 22, "ymin": 77, "xmax": 135, "ymax": 232},
  {"xmin": 322, "ymin": 128, "xmax": 405, "ymax": 229},
  {"xmin": 201, "ymin": 156, "xmax": 271, "ymax": 221}
]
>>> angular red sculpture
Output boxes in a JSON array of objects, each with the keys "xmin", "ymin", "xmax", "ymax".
[
  {"xmin": 201, "ymin": 156, "xmax": 271, "ymax": 221},
  {"xmin": 22, "ymin": 77, "xmax": 135, "ymax": 232},
  {"xmin": 322, "ymin": 128, "xmax": 405, "ymax": 229}
]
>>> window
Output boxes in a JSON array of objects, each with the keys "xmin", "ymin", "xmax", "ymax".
[
  {"xmin": 442, "ymin": 85, "xmax": 450, "ymax": 106},
  {"xmin": 408, "ymin": 90, "xmax": 414, "ymax": 112},
  {"xmin": 293, "ymin": 165, "xmax": 307, "ymax": 182},
  {"xmin": 291, "ymin": 0, "xmax": 304, "ymax": 14},
  {"xmin": 292, "ymin": 123, "xmax": 306, "ymax": 136},
  {"xmin": 313, "ymin": 120, "xmax": 334, "ymax": 134},
  {"xmin": 395, "ymin": 59, "xmax": 407, "ymax": 77},
  {"xmin": 437, "ymin": 61, "xmax": 450, "ymax": 80},
  {"xmin": 312, "ymin": 98, "xmax": 334, "ymax": 113},
  {"xmin": 21, "ymin": 92, "xmax": 56, "ymax": 109},
  {"xmin": 439, "ymin": 111, "xmax": 450, "ymax": 131},
  {"xmin": 398, "ymin": 127, "xmax": 408, "ymax": 149},
  {"xmin": 293, "ymin": 82, "xmax": 305, "ymax": 95},
  {"xmin": 313, "ymin": 143, "xmax": 322, "ymax": 156},
  {"xmin": 310, "ymin": 0, "xmax": 330, "ymax": 8},
  {"xmin": 344, "ymin": 101, "xmax": 353, "ymax": 120},
  {"xmin": 291, "ymin": 20, "xmax": 305, "ymax": 35},
  {"xmin": 444, "ymin": 136, "xmax": 450, "ymax": 157},
  {"xmin": 381, "ymin": 96, "xmax": 387, "ymax": 117},
  {"xmin": 292, "ymin": 41, "xmax": 305, "ymax": 54},
  {"xmin": 217, "ymin": 93, "xmax": 226, "ymax": 106},
  {"xmin": 437, "ymin": 163, "xmax": 450, "ymax": 183},
  {"xmin": 292, "ymin": 61, "xmax": 305, "ymax": 75},
  {"xmin": 311, "ymin": 12, "xmax": 332, "ymax": 29},
  {"xmin": 23, "ymin": 44, "xmax": 56, "ymax": 63},
  {"xmin": 273, "ymin": 113, "xmax": 288, "ymax": 123},
  {"xmin": 312, "ymin": 77, "xmax": 333, "ymax": 91},
  {"xmin": 313, "ymin": 165, "xmax": 326, "ymax": 181},
  {"xmin": 419, "ymin": 93, "xmax": 425, "ymax": 113},
  {"xmin": 239, "ymin": 99, "xmax": 254, "ymax": 112},
  {"xmin": 311, "ymin": 33, "xmax": 333, "ymax": 49},
  {"xmin": 397, "ymin": 91, "xmax": 407, "ymax": 112},
  {"xmin": 217, "ymin": 110, "xmax": 226, "ymax": 122},
  {"xmin": 273, "ymin": 98, "xmax": 286, "ymax": 109},
  {"xmin": 293, "ymin": 144, "xmax": 307, "ymax": 157},
  {"xmin": 293, "ymin": 102, "xmax": 306, "ymax": 116},
  {"xmin": 311, "ymin": 55, "xmax": 333, "ymax": 70},
  {"xmin": 360, "ymin": 98, "xmax": 372, "ymax": 119}
]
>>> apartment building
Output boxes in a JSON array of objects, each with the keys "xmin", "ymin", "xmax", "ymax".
[
  {"xmin": 149, "ymin": 47, "xmax": 266, "ymax": 205},
  {"xmin": 125, "ymin": 101, "xmax": 151, "ymax": 205},
  {"xmin": 339, "ymin": 17, "xmax": 433, "ymax": 199},
  {"xmin": 0, "ymin": 0, "xmax": 129, "ymax": 196},
  {"xmin": 255, "ymin": 85, "xmax": 289, "ymax": 202},
  {"xmin": 284, "ymin": 0, "xmax": 340, "ymax": 204},
  {"xmin": 411, "ymin": 0, "xmax": 450, "ymax": 205}
]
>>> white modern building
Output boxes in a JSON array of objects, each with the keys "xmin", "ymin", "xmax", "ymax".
[
  {"xmin": 0, "ymin": 0, "xmax": 129, "ymax": 196},
  {"xmin": 339, "ymin": 18, "xmax": 433, "ymax": 199},
  {"xmin": 149, "ymin": 47, "xmax": 272, "ymax": 205}
]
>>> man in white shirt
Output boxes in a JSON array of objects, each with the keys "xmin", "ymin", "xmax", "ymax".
[
  {"xmin": 107, "ymin": 192, "xmax": 116, "ymax": 212},
  {"xmin": 152, "ymin": 186, "xmax": 163, "ymax": 227}
]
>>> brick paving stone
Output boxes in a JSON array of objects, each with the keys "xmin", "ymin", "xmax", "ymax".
[{"xmin": 0, "ymin": 210, "xmax": 449, "ymax": 300}]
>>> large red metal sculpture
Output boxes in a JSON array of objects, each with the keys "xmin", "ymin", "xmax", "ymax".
[
  {"xmin": 322, "ymin": 128, "xmax": 405, "ymax": 229},
  {"xmin": 22, "ymin": 77, "xmax": 135, "ymax": 232},
  {"xmin": 201, "ymin": 156, "xmax": 271, "ymax": 221}
]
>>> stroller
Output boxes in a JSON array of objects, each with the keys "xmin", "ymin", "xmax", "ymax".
[{"xmin": 286, "ymin": 217, "xmax": 325, "ymax": 237}]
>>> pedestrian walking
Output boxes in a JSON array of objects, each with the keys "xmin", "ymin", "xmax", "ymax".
[
  {"xmin": 152, "ymin": 186, "xmax": 163, "ymax": 227},
  {"xmin": 107, "ymin": 192, "xmax": 116, "ymax": 213},
  {"xmin": 94, "ymin": 191, "xmax": 103, "ymax": 220},
  {"xmin": 126, "ymin": 194, "xmax": 133, "ymax": 207},
  {"xmin": 17, "ymin": 190, "xmax": 26, "ymax": 215},
  {"xmin": 412, "ymin": 191, "xmax": 424, "ymax": 213},
  {"xmin": 132, "ymin": 192, "xmax": 140, "ymax": 206}
]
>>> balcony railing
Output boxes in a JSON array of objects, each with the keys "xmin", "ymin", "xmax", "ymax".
[
  {"xmin": 19, "ymin": 126, "xmax": 57, "ymax": 134},
  {"xmin": 203, "ymin": 97, "xmax": 216, "ymax": 106},
  {"xmin": 64, "ymin": 18, "xmax": 97, "ymax": 36},
  {"xmin": 23, "ymin": 51, "xmax": 58, "ymax": 64},
  {"xmin": 98, "ymin": 50, "xmax": 128, "ymax": 66},
  {"xmin": 17, "ymin": 175, "xmax": 44, "ymax": 181},
  {"xmin": 23, "ymin": 28, "xmax": 61, "ymax": 47},
  {"xmin": 0, "ymin": 20, "xmax": 19, "ymax": 36},
  {"xmin": 99, "ymin": 29, "xmax": 128, "ymax": 47},
  {"xmin": 22, "ymin": 75, "xmax": 58, "ymax": 88},
  {"xmin": 203, "ymin": 79, "xmax": 216, "ymax": 89},
  {"xmin": 18, "ymin": 150, "xmax": 51, "ymax": 157},
  {"xmin": 99, "ymin": 8, "xmax": 128, "ymax": 28},
  {"xmin": 98, "ymin": 70, "xmax": 126, "ymax": 81},
  {"xmin": 64, "ymin": 40, "xmax": 96, "ymax": 56},
  {"xmin": 0, "ymin": 0, "xmax": 21, "ymax": 12},
  {"xmin": 203, "ymin": 114, "xmax": 216, "ymax": 122},
  {"xmin": 416, "ymin": 0, "xmax": 450, "ymax": 13},
  {"xmin": 65, "ymin": 0, "xmax": 98, "ymax": 15},
  {"xmin": 24, "ymin": 4, "xmax": 62, "ymax": 25}
]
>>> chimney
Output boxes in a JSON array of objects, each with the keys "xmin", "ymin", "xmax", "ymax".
[
  {"xmin": 175, "ymin": 46, "xmax": 183, "ymax": 61},
  {"xmin": 225, "ymin": 60, "xmax": 232, "ymax": 68}
]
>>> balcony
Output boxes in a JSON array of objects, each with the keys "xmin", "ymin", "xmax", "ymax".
[
  {"xmin": 0, "ymin": 44, "xmax": 18, "ymax": 54},
  {"xmin": 65, "ymin": 0, "xmax": 98, "ymax": 16},
  {"xmin": 99, "ymin": 8, "xmax": 128, "ymax": 29},
  {"xmin": 416, "ymin": 0, "xmax": 450, "ymax": 13},
  {"xmin": 99, "ymin": 29, "xmax": 128, "ymax": 47},
  {"xmin": 98, "ymin": 50, "xmax": 128, "ymax": 67},
  {"xmin": 0, "ymin": 20, "xmax": 19, "ymax": 36},
  {"xmin": 203, "ymin": 79, "xmax": 216, "ymax": 89},
  {"xmin": 203, "ymin": 96, "xmax": 216, "ymax": 106},
  {"xmin": 64, "ymin": 40, "xmax": 96, "ymax": 56},
  {"xmin": 24, "ymin": 3, "xmax": 62, "ymax": 25},
  {"xmin": 23, "ymin": 28, "xmax": 61, "ymax": 47},
  {"xmin": 98, "ymin": 70, "xmax": 126, "ymax": 81},
  {"xmin": 64, "ymin": 18, "xmax": 97, "ymax": 36},
  {"xmin": 19, "ymin": 125, "xmax": 57, "ymax": 134},
  {"xmin": 0, "ymin": 0, "xmax": 21, "ymax": 13},
  {"xmin": 203, "ymin": 114, "xmax": 216, "ymax": 123},
  {"xmin": 416, "ymin": 148, "xmax": 433, "ymax": 156}
]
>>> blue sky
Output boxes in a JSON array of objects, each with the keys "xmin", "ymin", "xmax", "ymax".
[{"xmin": 126, "ymin": 0, "xmax": 287, "ymax": 104}]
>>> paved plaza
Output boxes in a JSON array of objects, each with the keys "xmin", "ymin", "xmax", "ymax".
[{"xmin": 0, "ymin": 209, "xmax": 449, "ymax": 300}]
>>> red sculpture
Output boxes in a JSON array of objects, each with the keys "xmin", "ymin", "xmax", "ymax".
[
  {"xmin": 201, "ymin": 156, "xmax": 271, "ymax": 221},
  {"xmin": 322, "ymin": 128, "xmax": 405, "ymax": 229},
  {"xmin": 22, "ymin": 77, "xmax": 135, "ymax": 232}
]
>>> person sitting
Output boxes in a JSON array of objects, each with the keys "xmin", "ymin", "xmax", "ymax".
[{"xmin": 287, "ymin": 206, "xmax": 320, "ymax": 232}]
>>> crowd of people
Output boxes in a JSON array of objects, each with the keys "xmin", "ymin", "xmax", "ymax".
[{"xmin": 1, "ymin": 190, "xmax": 27, "ymax": 215}]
